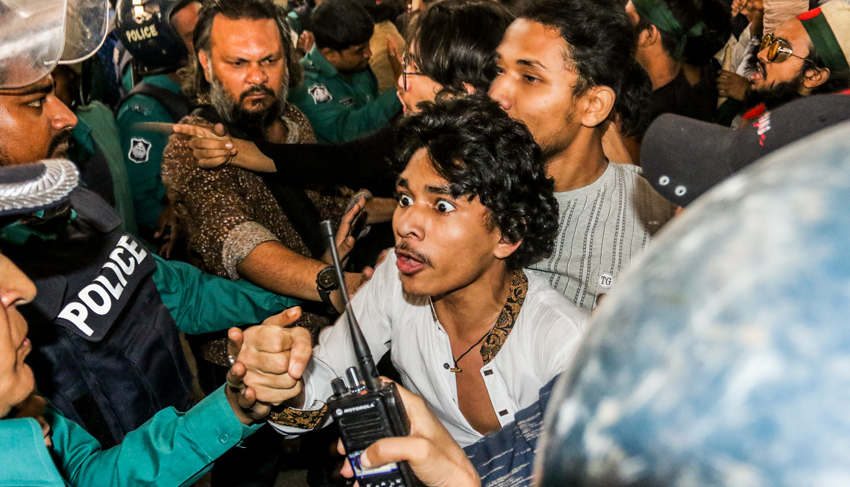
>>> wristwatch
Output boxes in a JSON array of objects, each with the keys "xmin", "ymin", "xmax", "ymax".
[{"xmin": 316, "ymin": 266, "xmax": 339, "ymax": 306}]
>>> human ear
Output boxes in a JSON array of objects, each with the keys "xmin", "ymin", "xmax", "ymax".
[
  {"xmin": 494, "ymin": 224, "xmax": 523, "ymax": 261},
  {"xmin": 579, "ymin": 85, "xmax": 616, "ymax": 128},
  {"xmin": 802, "ymin": 66, "xmax": 831, "ymax": 91},
  {"xmin": 462, "ymin": 82, "xmax": 475, "ymax": 95},
  {"xmin": 637, "ymin": 25, "xmax": 655, "ymax": 48},
  {"xmin": 494, "ymin": 237, "xmax": 522, "ymax": 261},
  {"xmin": 321, "ymin": 47, "xmax": 340, "ymax": 65},
  {"xmin": 198, "ymin": 50, "xmax": 212, "ymax": 82}
]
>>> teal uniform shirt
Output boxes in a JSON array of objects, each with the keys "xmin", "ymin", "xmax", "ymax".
[
  {"xmin": 289, "ymin": 45, "xmax": 401, "ymax": 144},
  {"xmin": 72, "ymin": 101, "xmax": 139, "ymax": 236},
  {"xmin": 0, "ymin": 386, "xmax": 261, "ymax": 487},
  {"xmin": 287, "ymin": 9, "xmax": 305, "ymax": 35},
  {"xmin": 152, "ymin": 254, "xmax": 300, "ymax": 334},
  {"xmin": 116, "ymin": 75, "xmax": 184, "ymax": 237},
  {"xmin": 0, "ymin": 219, "xmax": 299, "ymax": 335}
]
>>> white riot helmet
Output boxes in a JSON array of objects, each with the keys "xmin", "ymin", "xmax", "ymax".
[{"xmin": 0, "ymin": 0, "xmax": 109, "ymax": 89}]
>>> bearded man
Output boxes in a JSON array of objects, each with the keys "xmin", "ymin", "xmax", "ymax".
[
  {"xmin": 743, "ymin": 0, "xmax": 850, "ymax": 113},
  {"xmin": 162, "ymin": 0, "xmax": 393, "ymax": 336},
  {"xmin": 160, "ymin": 1, "xmax": 394, "ymax": 483}
]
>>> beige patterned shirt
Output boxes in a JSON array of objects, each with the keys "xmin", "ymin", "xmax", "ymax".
[
  {"xmin": 161, "ymin": 103, "xmax": 351, "ymax": 362},
  {"xmin": 162, "ymin": 103, "xmax": 349, "ymax": 279}
]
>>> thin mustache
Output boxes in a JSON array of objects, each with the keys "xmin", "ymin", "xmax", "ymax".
[{"xmin": 395, "ymin": 243, "xmax": 433, "ymax": 266}]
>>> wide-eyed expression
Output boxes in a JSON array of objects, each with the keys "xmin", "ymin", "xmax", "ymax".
[{"xmin": 393, "ymin": 149, "xmax": 510, "ymax": 298}]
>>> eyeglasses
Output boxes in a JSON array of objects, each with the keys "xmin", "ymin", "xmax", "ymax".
[
  {"xmin": 401, "ymin": 52, "xmax": 422, "ymax": 91},
  {"xmin": 759, "ymin": 34, "xmax": 810, "ymax": 64}
]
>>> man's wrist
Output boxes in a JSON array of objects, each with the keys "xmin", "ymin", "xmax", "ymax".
[
  {"xmin": 316, "ymin": 265, "xmax": 339, "ymax": 306},
  {"xmin": 225, "ymin": 385, "xmax": 266, "ymax": 426}
]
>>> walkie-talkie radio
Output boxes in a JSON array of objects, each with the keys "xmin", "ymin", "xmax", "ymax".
[{"xmin": 319, "ymin": 220, "xmax": 422, "ymax": 487}]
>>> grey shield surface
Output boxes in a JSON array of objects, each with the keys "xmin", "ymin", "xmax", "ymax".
[
  {"xmin": 0, "ymin": 0, "xmax": 66, "ymax": 89},
  {"xmin": 62, "ymin": 0, "xmax": 110, "ymax": 64},
  {"xmin": 537, "ymin": 120, "xmax": 850, "ymax": 487},
  {"xmin": 0, "ymin": 0, "xmax": 108, "ymax": 89}
]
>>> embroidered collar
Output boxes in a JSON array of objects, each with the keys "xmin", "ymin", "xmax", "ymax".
[
  {"xmin": 429, "ymin": 269, "xmax": 529, "ymax": 365},
  {"xmin": 269, "ymin": 270, "xmax": 529, "ymax": 430}
]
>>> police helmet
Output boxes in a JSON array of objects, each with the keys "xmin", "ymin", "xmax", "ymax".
[
  {"xmin": 1, "ymin": 0, "xmax": 109, "ymax": 89},
  {"xmin": 536, "ymin": 119, "xmax": 850, "ymax": 486},
  {"xmin": 0, "ymin": 160, "xmax": 79, "ymax": 232},
  {"xmin": 115, "ymin": 0, "xmax": 195, "ymax": 76}
]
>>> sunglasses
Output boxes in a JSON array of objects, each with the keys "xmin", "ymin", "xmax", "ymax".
[
  {"xmin": 401, "ymin": 52, "xmax": 423, "ymax": 91},
  {"xmin": 759, "ymin": 34, "xmax": 811, "ymax": 64}
]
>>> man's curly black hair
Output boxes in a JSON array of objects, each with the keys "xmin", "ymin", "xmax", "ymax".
[{"xmin": 393, "ymin": 94, "xmax": 559, "ymax": 270}]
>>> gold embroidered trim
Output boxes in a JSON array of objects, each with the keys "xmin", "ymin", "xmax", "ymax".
[
  {"xmin": 268, "ymin": 404, "xmax": 328, "ymax": 430},
  {"xmin": 479, "ymin": 270, "xmax": 528, "ymax": 365}
]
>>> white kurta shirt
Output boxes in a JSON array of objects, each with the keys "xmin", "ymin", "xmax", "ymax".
[{"xmin": 270, "ymin": 250, "xmax": 589, "ymax": 446}]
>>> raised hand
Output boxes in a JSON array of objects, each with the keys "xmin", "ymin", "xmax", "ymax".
[
  {"xmin": 298, "ymin": 31, "xmax": 315, "ymax": 54},
  {"xmin": 225, "ymin": 307, "xmax": 313, "ymax": 423},
  {"xmin": 321, "ymin": 198, "xmax": 367, "ymax": 267},
  {"xmin": 173, "ymin": 123, "xmax": 236, "ymax": 169},
  {"xmin": 153, "ymin": 203, "xmax": 181, "ymax": 259},
  {"xmin": 716, "ymin": 70, "xmax": 750, "ymax": 101},
  {"xmin": 174, "ymin": 122, "xmax": 279, "ymax": 172},
  {"xmin": 387, "ymin": 35, "xmax": 404, "ymax": 83}
]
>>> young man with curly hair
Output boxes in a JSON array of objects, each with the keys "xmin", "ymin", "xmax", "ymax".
[{"xmin": 254, "ymin": 94, "xmax": 590, "ymax": 447}]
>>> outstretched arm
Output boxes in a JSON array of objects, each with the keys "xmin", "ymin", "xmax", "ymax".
[
  {"xmin": 172, "ymin": 122, "xmax": 398, "ymax": 196},
  {"xmin": 45, "ymin": 309, "xmax": 311, "ymax": 486},
  {"xmin": 172, "ymin": 123, "xmax": 276, "ymax": 172},
  {"xmin": 152, "ymin": 255, "xmax": 300, "ymax": 335}
]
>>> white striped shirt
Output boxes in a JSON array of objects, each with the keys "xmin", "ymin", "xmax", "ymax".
[{"xmin": 529, "ymin": 162, "xmax": 675, "ymax": 311}]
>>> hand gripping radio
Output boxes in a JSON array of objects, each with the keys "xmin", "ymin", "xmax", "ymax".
[{"xmin": 320, "ymin": 220, "xmax": 422, "ymax": 487}]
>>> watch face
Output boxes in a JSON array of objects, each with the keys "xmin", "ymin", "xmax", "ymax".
[{"xmin": 317, "ymin": 267, "xmax": 339, "ymax": 290}]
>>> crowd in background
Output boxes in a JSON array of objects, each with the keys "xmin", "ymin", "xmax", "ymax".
[{"xmin": 1, "ymin": 0, "xmax": 850, "ymax": 485}]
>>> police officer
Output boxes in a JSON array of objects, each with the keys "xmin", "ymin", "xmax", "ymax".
[
  {"xmin": 0, "ymin": 161, "xmax": 312, "ymax": 487},
  {"xmin": 115, "ymin": 0, "xmax": 201, "ymax": 248},
  {"xmin": 0, "ymin": 56, "xmax": 301, "ymax": 450},
  {"xmin": 0, "ymin": 159, "xmax": 300, "ymax": 448},
  {"xmin": 289, "ymin": 0, "xmax": 402, "ymax": 143}
]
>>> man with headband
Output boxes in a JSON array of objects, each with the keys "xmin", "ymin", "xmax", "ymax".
[
  {"xmin": 626, "ymin": 0, "xmax": 716, "ymax": 121},
  {"xmin": 741, "ymin": 0, "xmax": 850, "ymax": 119}
]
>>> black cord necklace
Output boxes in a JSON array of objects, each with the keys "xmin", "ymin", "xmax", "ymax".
[{"xmin": 450, "ymin": 327, "xmax": 494, "ymax": 373}]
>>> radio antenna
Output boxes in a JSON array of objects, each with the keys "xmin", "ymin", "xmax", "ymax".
[{"xmin": 320, "ymin": 220, "xmax": 379, "ymax": 387}]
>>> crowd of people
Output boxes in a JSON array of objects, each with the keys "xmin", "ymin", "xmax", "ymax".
[{"xmin": 1, "ymin": 0, "xmax": 850, "ymax": 485}]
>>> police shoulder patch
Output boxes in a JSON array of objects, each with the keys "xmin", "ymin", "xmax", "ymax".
[
  {"xmin": 308, "ymin": 84, "xmax": 333, "ymax": 104},
  {"xmin": 128, "ymin": 138, "xmax": 152, "ymax": 164}
]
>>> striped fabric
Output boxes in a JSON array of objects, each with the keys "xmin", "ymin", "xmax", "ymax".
[
  {"xmin": 465, "ymin": 376, "xmax": 557, "ymax": 487},
  {"xmin": 528, "ymin": 162, "xmax": 675, "ymax": 311}
]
